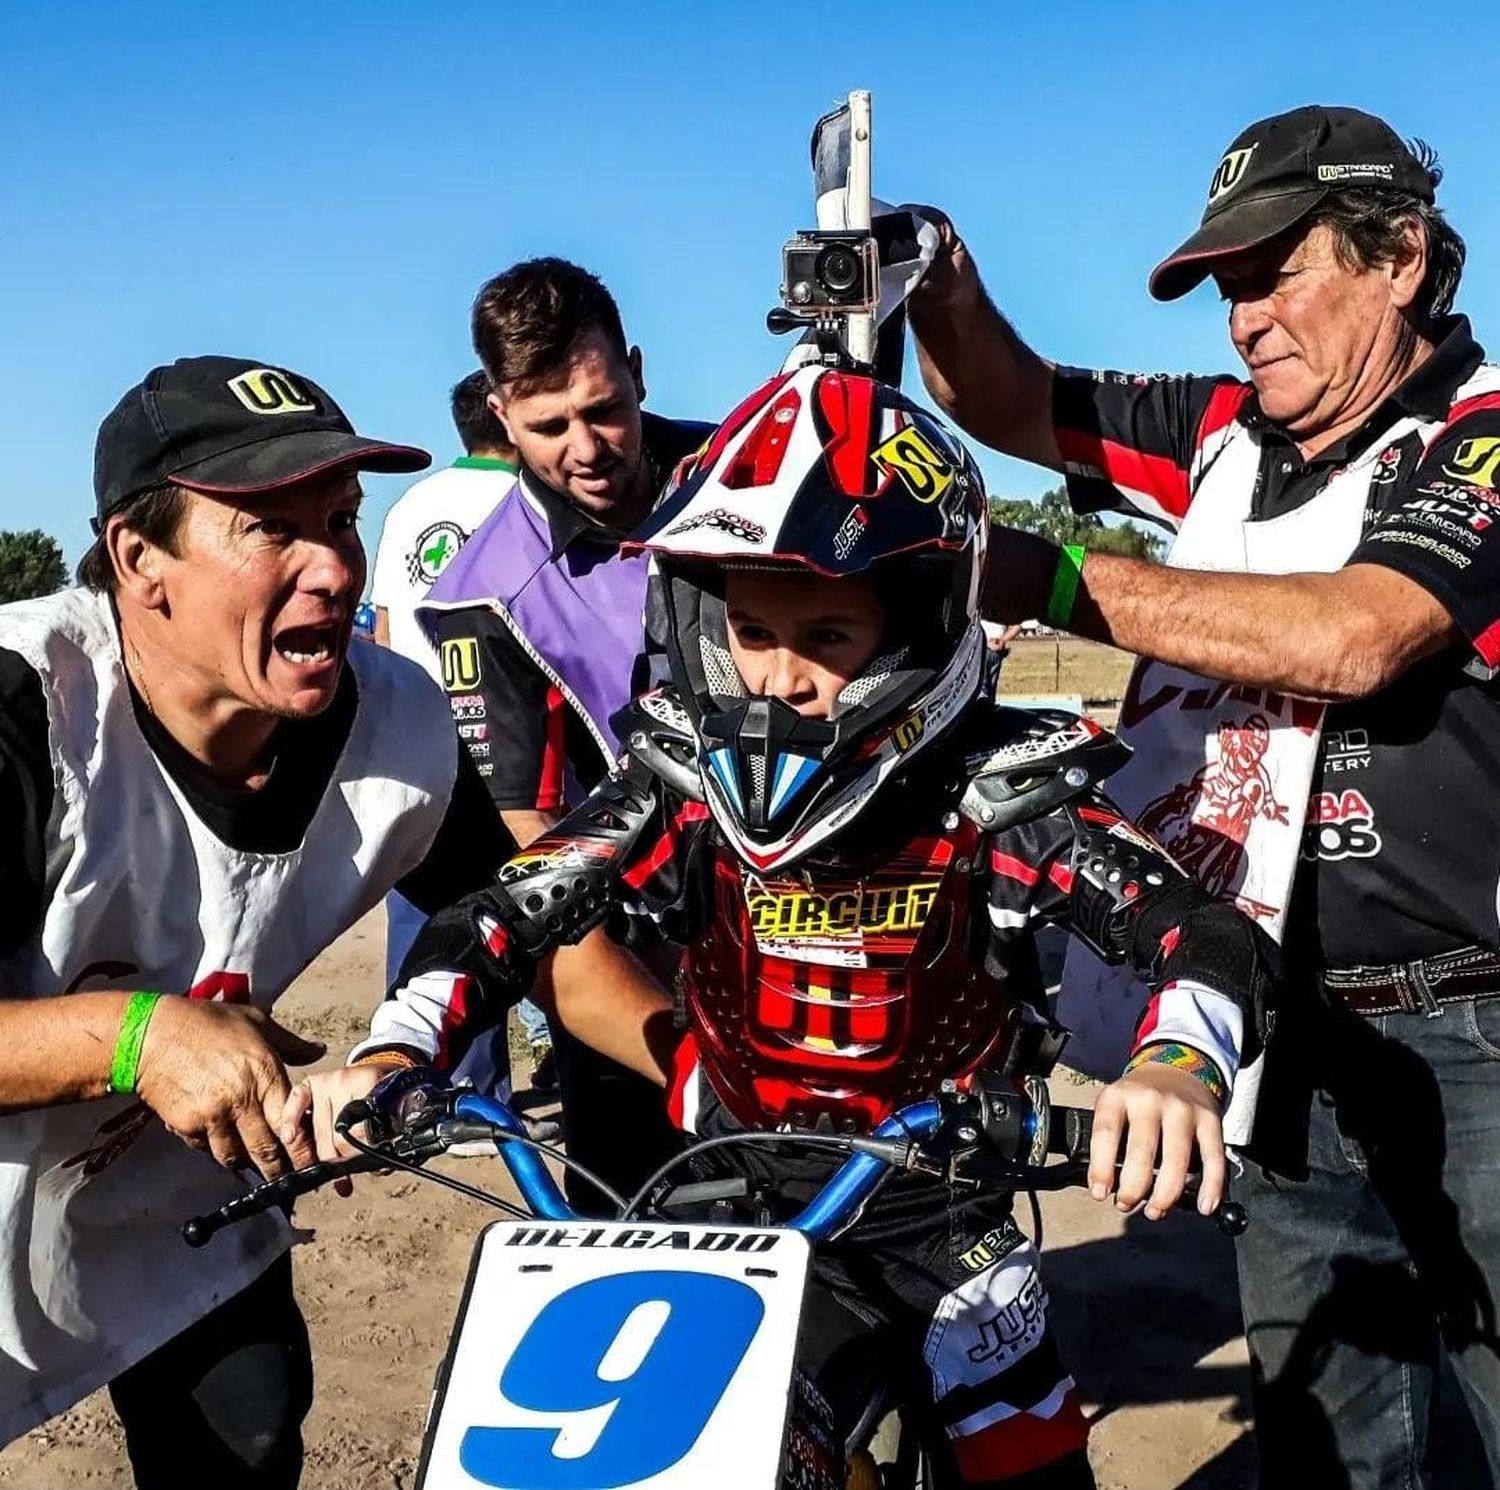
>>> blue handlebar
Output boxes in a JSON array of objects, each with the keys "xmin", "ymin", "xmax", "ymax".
[
  {"xmin": 453, "ymin": 1092, "xmax": 573, "ymax": 1221},
  {"xmin": 789, "ymin": 1100, "xmax": 943, "ymax": 1241},
  {"xmin": 456, "ymin": 1090, "xmax": 944, "ymax": 1238}
]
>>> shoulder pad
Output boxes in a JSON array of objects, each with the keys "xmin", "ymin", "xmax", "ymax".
[
  {"xmin": 613, "ymin": 688, "xmax": 704, "ymax": 802},
  {"xmin": 959, "ymin": 707, "xmax": 1130, "ymax": 832}
]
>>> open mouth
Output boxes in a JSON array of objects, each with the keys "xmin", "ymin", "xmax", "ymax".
[{"xmin": 274, "ymin": 622, "xmax": 341, "ymax": 668}]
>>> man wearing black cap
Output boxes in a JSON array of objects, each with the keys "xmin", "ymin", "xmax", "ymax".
[
  {"xmin": 0, "ymin": 356, "xmax": 673, "ymax": 1486},
  {"xmin": 909, "ymin": 107, "xmax": 1500, "ymax": 1485}
]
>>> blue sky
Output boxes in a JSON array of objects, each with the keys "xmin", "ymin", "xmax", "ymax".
[{"xmin": 3, "ymin": 1, "xmax": 1496, "ymax": 572}]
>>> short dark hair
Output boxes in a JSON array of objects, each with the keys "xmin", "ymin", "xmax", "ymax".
[
  {"xmin": 1312, "ymin": 142, "xmax": 1465, "ymax": 332},
  {"xmin": 471, "ymin": 257, "xmax": 629, "ymax": 396},
  {"xmin": 449, "ymin": 370, "xmax": 514, "ymax": 458},
  {"xmin": 76, "ymin": 483, "xmax": 189, "ymax": 592}
]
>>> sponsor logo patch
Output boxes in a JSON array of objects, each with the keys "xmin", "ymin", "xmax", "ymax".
[
  {"xmin": 747, "ymin": 881, "xmax": 940, "ymax": 942},
  {"xmin": 959, "ymin": 1225, "xmax": 1026, "ymax": 1273},
  {"xmin": 892, "ymin": 710, "xmax": 925, "ymax": 753},
  {"xmin": 406, "ymin": 520, "xmax": 467, "ymax": 585},
  {"xmin": 1207, "ymin": 144, "xmax": 1257, "ymax": 202},
  {"xmin": 1443, "ymin": 436, "xmax": 1500, "ymax": 489},
  {"xmin": 440, "ymin": 636, "xmax": 481, "ymax": 692},
  {"xmin": 664, "ymin": 507, "xmax": 767, "ymax": 543},
  {"xmin": 1316, "ymin": 161, "xmax": 1396, "ymax": 184},
  {"xmin": 1302, "ymin": 788, "xmax": 1382, "ymax": 862},
  {"xmin": 226, "ymin": 367, "xmax": 317, "ymax": 415},
  {"xmin": 833, "ymin": 504, "xmax": 868, "ymax": 561},
  {"xmin": 872, "ymin": 426, "xmax": 955, "ymax": 504}
]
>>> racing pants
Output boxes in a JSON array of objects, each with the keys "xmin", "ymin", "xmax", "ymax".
[{"xmin": 694, "ymin": 1097, "xmax": 1093, "ymax": 1487}]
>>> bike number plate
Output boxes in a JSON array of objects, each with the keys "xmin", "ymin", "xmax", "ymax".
[{"xmin": 417, "ymin": 1218, "xmax": 812, "ymax": 1490}]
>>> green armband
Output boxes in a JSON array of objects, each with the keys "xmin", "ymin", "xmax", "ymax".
[
  {"xmin": 108, "ymin": 992, "xmax": 162, "ymax": 1095},
  {"xmin": 1044, "ymin": 544, "xmax": 1087, "ymax": 630}
]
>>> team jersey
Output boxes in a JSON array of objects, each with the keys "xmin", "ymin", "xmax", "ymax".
[
  {"xmin": 425, "ymin": 413, "xmax": 710, "ymax": 813},
  {"xmin": 1052, "ymin": 316, "xmax": 1500, "ymax": 967},
  {"xmin": 355, "ymin": 696, "xmax": 1277, "ymax": 1129}
]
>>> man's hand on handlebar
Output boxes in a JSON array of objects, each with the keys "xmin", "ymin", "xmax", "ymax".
[
  {"xmin": 1087, "ymin": 1065, "xmax": 1228, "ymax": 1222},
  {"xmin": 136, "ymin": 998, "xmax": 326, "ymax": 1182}
]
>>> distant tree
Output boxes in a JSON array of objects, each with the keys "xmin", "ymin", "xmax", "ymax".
[
  {"xmin": 0, "ymin": 529, "xmax": 68, "ymax": 603},
  {"xmin": 989, "ymin": 486, "xmax": 1165, "ymax": 561}
]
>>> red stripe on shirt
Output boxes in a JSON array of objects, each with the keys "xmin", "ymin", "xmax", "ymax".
[
  {"xmin": 1194, "ymin": 382, "xmax": 1252, "ymax": 451},
  {"xmin": 435, "ymin": 974, "xmax": 476, "ymax": 1069},
  {"xmin": 1133, "ymin": 991, "xmax": 1162, "ymax": 1050},
  {"xmin": 536, "ymin": 685, "xmax": 566, "ymax": 811},
  {"xmin": 665, "ymin": 1031, "xmax": 701, "ymax": 1129},
  {"xmin": 1437, "ymin": 391, "xmax": 1500, "ymax": 435},
  {"xmin": 1474, "ymin": 618, "xmax": 1500, "ymax": 667},
  {"xmin": 623, "ymin": 800, "xmax": 712, "ymax": 891},
  {"xmin": 1055, "ymin": 427, "xmax": 1191, "ymax": 519},
  {"xmin": 990, "ymin": 850, "xmax": 1041, "ymax": 887},
  {"xmin": 1047, "ymin": 862, "xmax": 1077, "ymax": 895}
]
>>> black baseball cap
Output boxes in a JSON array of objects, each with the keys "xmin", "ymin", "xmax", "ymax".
[
  {"xmin": 93, "ymin": 355, "xmax": 430, "ymax": 527},
  {"xmin": 1149, "ymin": 106, "xmax": 1435, "ymax": 302}
]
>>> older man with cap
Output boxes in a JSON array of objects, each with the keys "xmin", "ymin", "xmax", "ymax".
[
  {"xmin": 0, "ymin": 355, "xmax": 674, "ymax": 1487},
  {"xmin": 907, "ymin": 107, "xmax": 1500, "ymax": 1486}
]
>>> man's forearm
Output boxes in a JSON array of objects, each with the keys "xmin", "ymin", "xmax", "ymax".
[
  {"xmin": 0, "ymin": 992, "xmax": 132, "ymax": 1111},
  {"xmin": 1064, "ymin": 554, "xmax": 1454, "ymax": 700},
  {"xmin": 909, "ymin": 284, "xmax": 1058, "ymax": 469}
]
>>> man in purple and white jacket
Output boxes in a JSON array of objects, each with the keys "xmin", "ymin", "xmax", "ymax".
[{"xmin": 419, "ymin": 257, "xmax": 709, "ymax": 1210}]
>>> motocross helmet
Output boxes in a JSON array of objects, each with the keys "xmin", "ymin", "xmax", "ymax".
[{"xmin": 626, "ymin": 364, "xmax": 987, "ymax": 871}]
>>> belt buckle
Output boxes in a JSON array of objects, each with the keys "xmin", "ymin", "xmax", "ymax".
[{"xmin": 1404, "ymin": 959, "xmax": 1444, "ymax": 1019}]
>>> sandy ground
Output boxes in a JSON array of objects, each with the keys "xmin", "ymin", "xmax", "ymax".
[{"xmin": 0, "ymin": 905, "xmax": 1256, "ymax": 1490}]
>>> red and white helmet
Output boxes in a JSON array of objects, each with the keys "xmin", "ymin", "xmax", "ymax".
[{"xmin": 627, "ymin": 364, "xmax": 987, "ymax": 871}]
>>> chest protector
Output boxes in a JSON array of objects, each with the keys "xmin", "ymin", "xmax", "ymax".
[{"xmin": 682, "ymin": 815, "xmax": 1012, "ymax": 1131}]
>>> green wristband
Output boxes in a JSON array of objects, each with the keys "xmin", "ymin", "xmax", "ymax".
[
  {"xmin": 1044, "ymin": 544, "xmax": 1086, "ymax": 629},
  {"xmin": 108, "ymin": 992, "xmax": 161, "ymax": 1095}
]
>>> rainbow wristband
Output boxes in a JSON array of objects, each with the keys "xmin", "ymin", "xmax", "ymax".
[
  {"xmin": 1124, "ymin": 1040, "xmax": 1228, "ymax": 1106},
  {"xmin": 108, "ymin": 992, "xmax": 161, "ymax": 1095},
  {"xmin": 1045, "ymin": 544, "xmax": 1087, "ymax": 630}
]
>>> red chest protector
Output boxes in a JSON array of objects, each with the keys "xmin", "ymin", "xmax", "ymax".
[{"xmin": 680, "ymin": 816, "xmax": 1016, "ymax": 1131}]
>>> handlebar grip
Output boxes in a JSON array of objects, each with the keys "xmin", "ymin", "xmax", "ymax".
[
  {"xmin": 1046, "ymin": 1104, "xmax": 1093, "ymax": 1163},
  {"xmin": 181, "ymin": 1156, "xmax": 379, "ymax": 1248}
]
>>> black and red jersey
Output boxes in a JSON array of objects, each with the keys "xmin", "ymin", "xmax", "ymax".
[
  {"xmin": 1052, "ymin": 316, "xmax": 1500, "ymax": 967},
  {"xmin": 357, "ymin": 696, "xmax": 1277, "ymax": 1132}
]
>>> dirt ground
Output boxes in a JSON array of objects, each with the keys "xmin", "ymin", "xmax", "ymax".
[{"xmin": 0, "ymin": 902, "xmax": 1256, "ymax": 1490}]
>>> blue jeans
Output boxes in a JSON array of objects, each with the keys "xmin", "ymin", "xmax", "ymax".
[{"xmin": 1232, "ymin": 991, "xmax": 1500, "ymax": 1489}]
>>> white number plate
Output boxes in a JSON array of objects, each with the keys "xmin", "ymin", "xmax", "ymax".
[{"xmin": 417, "ymin": 1218, "xmax": 812, "ymax": 1490}]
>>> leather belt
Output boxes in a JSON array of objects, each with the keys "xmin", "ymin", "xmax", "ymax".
[{"xmin": 1319, "ymin": 944, "xmax": 1500, "ymax": 1018}]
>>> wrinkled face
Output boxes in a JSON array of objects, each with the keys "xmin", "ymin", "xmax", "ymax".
[
  {"xmin": 725, "ymin": 569, "xmax": 885, "ymax": 719},
  {"xmin": 1213, "ymin": 222, "xmax": 1410, "ymax": 437},
  {"xmin": 153, "ymin": 474, "xmax": 364, "ymax": 718},
  {"xmin": 492, "ymin": 327, "xmax": 646, "ymax": 523}
]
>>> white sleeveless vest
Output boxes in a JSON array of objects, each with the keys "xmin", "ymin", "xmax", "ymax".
[
  {"xmin": 1060, "ymin": 363, "xmax": 1500, "ymax": 1144},
  {"xmin": 0, "ymin": 588, "xmax": 456, "ymax": 1440}
]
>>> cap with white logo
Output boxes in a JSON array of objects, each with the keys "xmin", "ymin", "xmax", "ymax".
[
  {"xmin": 1149, "ymin": 105, "xmax": 1435, "ymax": 302},
  {"xmin": 93, "ymin": 355, "xmax": 430, "ymax": 527}
]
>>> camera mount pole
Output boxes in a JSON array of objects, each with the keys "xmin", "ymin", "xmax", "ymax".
[{"xmin": 844, "ymin": 89, "xmax": 875, "ymax": 369}]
